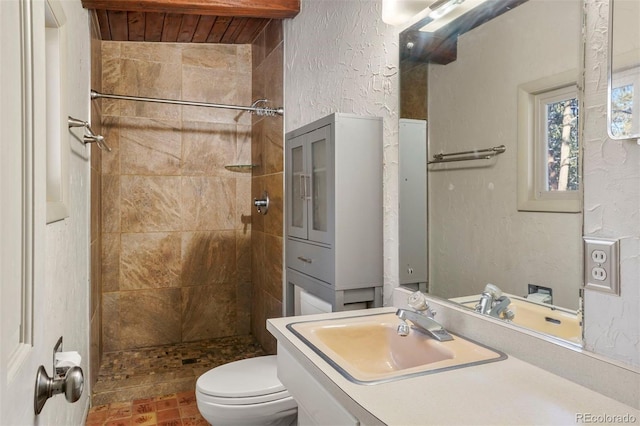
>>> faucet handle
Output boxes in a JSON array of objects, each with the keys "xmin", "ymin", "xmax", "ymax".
[{"xmin": 407, "ymin": 291, "xmax": 429, "ymax": 311}]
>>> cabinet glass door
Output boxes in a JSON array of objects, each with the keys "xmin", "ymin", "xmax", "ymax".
[
  {"xmin": 307, "ymin": 126, "xmax": 332, "ymax": 244},
  {"xmin": 287, "ymin": 135, "xmax": 308, "ymax": 239}
]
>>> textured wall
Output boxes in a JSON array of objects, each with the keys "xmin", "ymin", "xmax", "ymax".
[
  {"xmin": 427, "ymin": 0, "xmax": 582, "ymax": 309},
  {"xmin": 251, "ymin": 21, "xmax": 285, "ymax": 354},
  {"xmin": 582, "ymin": 0, "xmax": 640, "ymax": 367},
  {"xmin": 284, "ymin": 0, "xmax": 400, "ymax": 305},
  {"xmin": 100, "ymin": 42, "xmax": 253, "ymax": 351}
]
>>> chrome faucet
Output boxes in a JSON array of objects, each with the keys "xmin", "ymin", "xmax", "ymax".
[
  {"xmin": 475, "ymin": 284, "xmax": 515, "ymax": 321},
  {"xmin": 490, "ymin": 296, "xmax": 515, "ymax": 321},
  {"xmin": 395, "ymin": 308, "xmax": 453, "ymax": 342},
  {"xmin": 396, "ymin": 291, "xmax": 454, "ymax": 342}
]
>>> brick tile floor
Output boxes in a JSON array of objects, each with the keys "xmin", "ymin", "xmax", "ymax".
[{"xmin": 85, "ymin": 390, "xmax": 208, "ymax": 426}]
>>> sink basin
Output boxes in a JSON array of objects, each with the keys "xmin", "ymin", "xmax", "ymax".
[
  {"xmin": 287, "ymin": 312, "xmax": 506, "ymax": 384},
  {"xmin": 453, "ymin": 295, "xmax": 582, "ymax": 344}
]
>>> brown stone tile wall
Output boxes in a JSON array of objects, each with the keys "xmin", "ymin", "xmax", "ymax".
[
  {"xmin": 90, "ymin": 13, "xmax": 103, "ymax": 391},
  {"xmin": 251, "ymin": 21, "xmax": 284, "ymax": 354},
  {"xmin": 100, "ymin": 41, "xmax": 253, "ymax": 352}
]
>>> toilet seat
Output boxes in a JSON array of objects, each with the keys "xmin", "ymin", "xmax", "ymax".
[{"xmin": 196, "ymin": 356, "xmax": 291, "ymax": 406}]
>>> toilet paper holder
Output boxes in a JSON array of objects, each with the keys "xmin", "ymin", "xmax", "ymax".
[{"xmin": 34, "ymin": 337, "xmax": 84, "ymax": 415}]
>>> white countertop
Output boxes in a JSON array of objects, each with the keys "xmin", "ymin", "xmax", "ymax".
[{"xmin": 267, "ymin": 307, "xmax": 640, "ymax": 426}]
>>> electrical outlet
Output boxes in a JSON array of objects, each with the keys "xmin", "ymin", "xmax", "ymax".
[{"xmin": 583, "ymin": 237, "xmax": 619, "ymax": 295}]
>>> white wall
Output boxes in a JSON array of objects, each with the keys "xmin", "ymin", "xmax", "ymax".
[
  {"xmin": 427, "ymin": 0, "xmax": 583, "ymax": 309},
  {"xmin": 41, "ymin": 0, "xmax": 92, "ymax": 423},
  {"xmin": 582, "ymin": 0, "xmax": 640, "ymax": 368},
  {"xmin": 284, "ymin": 0, "xmax": 400, "ymax": 304},
  {"xmin": 284, "ymin": 0, "xmax": 639, "ymax": 367}
]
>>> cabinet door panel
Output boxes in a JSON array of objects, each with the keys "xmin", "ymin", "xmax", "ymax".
[
  {"xmin": 307, "ymin": 125, "xmax": 333, "ymax": 245},
  {"xmin": 287, "ymin": 134, "xmax": 308, "ymax": 239}
]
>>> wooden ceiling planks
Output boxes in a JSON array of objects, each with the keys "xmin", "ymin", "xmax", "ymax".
[{"xmin": 82, "ymin": 0, "xmax": 298, "ymax": 44}]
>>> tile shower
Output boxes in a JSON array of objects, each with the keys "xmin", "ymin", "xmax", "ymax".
[{"xmin": 90, "ymin": 21, "xmax": 284, "ymax": 404}]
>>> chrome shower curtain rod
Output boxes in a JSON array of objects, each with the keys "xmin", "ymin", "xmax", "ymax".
[{"xmin": 90, "ymin": 90, "xmax": 284, "ymax": 117}]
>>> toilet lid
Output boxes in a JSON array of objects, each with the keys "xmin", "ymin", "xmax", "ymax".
[{"xmin": 197, "ymin": 356, "xmax": 286, "ymax": 399}]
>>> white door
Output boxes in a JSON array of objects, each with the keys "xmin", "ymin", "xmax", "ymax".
[{"xmin": 1, "ymin": 0, "xmax": 47, "ymax": 423}]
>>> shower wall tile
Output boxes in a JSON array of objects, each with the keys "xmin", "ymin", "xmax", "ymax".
[
  {"xmin": 120, "ymin": 59, "xmax": 182, "ymax": 120},
  {"xmin": 102, "ymin": 41, "xmax": 122, "ymax": 59},
  {"xmin": 263, "ymin": 116, "xmax": 284, "ymax": 176},
  {"xmin": 118, "ymin": 288, "xmax": 182, "ymax": 348},
  {"xmin": 262, "ymin": 45, "xmax": 284, "ymax": 107},
  {"xmin": 102, "ymin": 292, "xmax": 121, "ymax": 352},
  {"xmin": 262, "ymin": 291, "xmax": 282, "ymax": 354},
  {"xmin": 181, "ymin": 121, "xmax": 236, "ymax": 176},
  {"xmin": 120, "ymin": 232, "xmax": 181, "ymax": 290},
  {"xmin": 250, "ymin": 122, "xmax": 265, "ymax": 177},
  {"xmin": 102, "ymin": 175, "xmax": 120, "ymax": 233},
  {"xmin": 101, "ymin": 116, "xmax": 121, "ymax": 175},
  {"xmin": 251, "ymin": 21, "xmax": 284, "ymax": 353},
  {"xmin": 236, "ymin": 176, "xmax": 252, "ymax": 230},
  {"xmin": 100, "ymin": 42, "xmax": 256, "ymax": 352},
  {"xmin": 121, "ymin": 176, "xmax": 181, "ymax": 232},
  {"xmin": 102, "ymin": 55, "xmax": 122, "ymax": 116},
  {"xmin": 102, "ymin": 233, "xmax": 120, "ymax": 293},
  {"xmin": 250, "ymin": 287, "xmax": 266, "ymax": 348},
  {"xmin": 263, "ymin": 234, "xmax": 283, "ymax": 300},
  {"xmin": 182, "ymin": 44, "xmax": 238, "ymax": 71},
  {"xmin": 90, "ymin": 21, "xmax": 103, "ymax": 390},
  {"xmin": 236, "ymin": 230, "xmax": 252, "ymax": 284},
  {"xmin": 237, "ymin": 125, "xmax": 252, "ymax": 164},
  {"xmin": 121, "ymin": 42, "xmax": 182, "ymax": 64},
  {"xmin": 119, "ymin": 117, "xmax": 182, "ymax": 175},
  {"xmin": 236, "ymin": 280, "xmax": 252, "ymax": 335},
  {"xmin": 181, "ymin": 231, "xmax": 236, "ymax": 287},
  {"xmin": 181, "ymin": 283, "xmax": 236, "ymax": 342},
  {"xmin": 181, "ymin": 176, "xmax": 235, "ymax": 231},
  {"xmin": 251, "ymin": 230, "xmax": 265, "ymax": 291},
  {"xmin": 264, "ymin": 173, "xmax": 283, "ymax": 237},
  {"xmin": 181, "ymin": 65, "xmax": 251, "ymax": 125}
]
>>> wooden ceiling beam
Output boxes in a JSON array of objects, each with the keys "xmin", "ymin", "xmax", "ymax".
[{"xmin": 81, "ymin": 0, "xmax": 300, "ymax": 19}]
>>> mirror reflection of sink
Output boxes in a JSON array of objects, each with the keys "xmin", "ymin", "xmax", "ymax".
[
  {"xmin": 451, "ymin": 295, "xmax": 582, "ymax": 344},
  {"xmin": 287, "ymin": 312, "xmax": 506, "ymax": 384}
]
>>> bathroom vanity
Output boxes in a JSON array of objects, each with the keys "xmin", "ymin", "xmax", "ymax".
[{"xmin": 267, "ymin": 297, "xmax": 639, "ymax": 425}]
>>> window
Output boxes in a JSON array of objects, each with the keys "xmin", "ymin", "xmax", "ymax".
[
  {"xmin": 517, "ymin": 71, "xmax": 581, "ymax": 213},
  {"xmin": 610, "ymin": 65, "xmax": 640, "ymax": 138}
]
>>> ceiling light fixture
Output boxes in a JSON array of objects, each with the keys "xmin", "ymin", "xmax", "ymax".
[
  {"xmin": 382, "ymin": 0, "xmax": 436, "ymax": 26},
  {"xmin": 428, "ymin": 0, "xmax": 466, "ymax": 20},
  {"xmin": 420, "ymin": 0, "xmax": 488, "ymax": 32}
]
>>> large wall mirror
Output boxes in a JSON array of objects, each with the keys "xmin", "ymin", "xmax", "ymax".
[
  {"xmin": 608, "ymin": 0, "xmax": 640, "ymax": 140},
  {"xmin": 398, "ymin": 0, "xmax": 584, "ymax": 345}
]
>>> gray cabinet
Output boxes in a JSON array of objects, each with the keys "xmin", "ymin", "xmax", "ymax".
[{"xmin": 285, "ymin": 113, "xmax": 383, "ymax": 313}]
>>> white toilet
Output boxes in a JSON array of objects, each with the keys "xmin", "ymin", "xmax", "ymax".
[{"xmin": 195, "ymin": 355, "xmax": 297, "ymax": 426}]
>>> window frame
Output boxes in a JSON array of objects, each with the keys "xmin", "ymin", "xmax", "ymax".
[{"xmin": 517, "ymin": 70, "xmax": 582, "ymax": 213}]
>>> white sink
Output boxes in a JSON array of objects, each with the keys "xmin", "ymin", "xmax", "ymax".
[{"xmin": 287, "ymin": 312, "xmax": 506, "ymax": 384}]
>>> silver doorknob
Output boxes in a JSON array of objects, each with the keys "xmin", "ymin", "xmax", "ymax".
[{"xmin": 34, "ymin": 365, "xmax": 84, "ymax": 415}]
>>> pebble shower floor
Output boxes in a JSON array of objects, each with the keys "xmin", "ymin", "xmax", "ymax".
[{"xmin": 86, "ymin": 335, "xmax": 266, "ymax": 425}]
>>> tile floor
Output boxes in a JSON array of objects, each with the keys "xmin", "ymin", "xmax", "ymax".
[
  {"xmin": 85, "ymin": 390, "xmax": 206, "ymax": 426},
  {"xmin": 87, "ymin": 335, "xmax": 267, "ymax": 425}
]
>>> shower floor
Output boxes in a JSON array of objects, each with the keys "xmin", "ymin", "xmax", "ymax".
[{"xmin": 92, "ymin": 335, "xmax": 266, "ymax": 407}]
